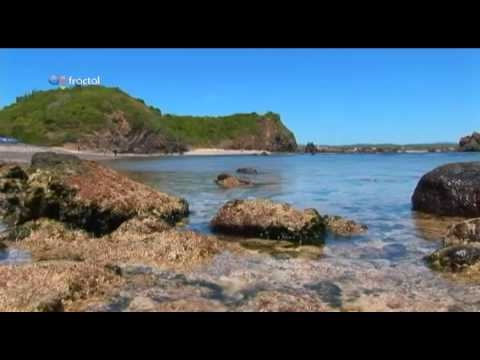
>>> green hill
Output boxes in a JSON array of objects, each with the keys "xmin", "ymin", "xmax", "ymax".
[{"xmin": 0, "ymin": 86, "xmax": 297, "ymax": 153}]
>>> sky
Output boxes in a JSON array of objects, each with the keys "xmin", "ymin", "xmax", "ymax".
[{"xmin": 1, "ymin": 48, "xmax": 479, "ymax": 145}]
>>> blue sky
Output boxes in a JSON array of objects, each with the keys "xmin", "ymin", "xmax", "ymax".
[{"xmin": 1, "ymin": 48, "xmax": 479, "ymax": 145}]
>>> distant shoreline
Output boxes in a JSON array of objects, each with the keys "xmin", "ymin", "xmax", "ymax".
[{"xmin": 1, "ymin": 143, "xmax": 471, "ymax": 164}]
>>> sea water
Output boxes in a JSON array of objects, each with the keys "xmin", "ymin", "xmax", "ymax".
[{"xmin": 108, "ymin": 152, "xmax": 480, "ymax": 255}]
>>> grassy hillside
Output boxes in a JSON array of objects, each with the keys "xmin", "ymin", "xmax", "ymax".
[
  {"xmin": 0, "ymin": 86, "xmax": 297, "ymax": 152},
  {"xmin": 162, "ymin": 112, "xmax": 293, "ymax": 148},
  {"xmin": 0, "ymin": 86, "xmax": 165, "ymax": 146}
]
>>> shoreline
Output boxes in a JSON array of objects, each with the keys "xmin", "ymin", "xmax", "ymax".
[{"xmin": 0, "ymin": 144, "xmax": 273, "ymax": 164}]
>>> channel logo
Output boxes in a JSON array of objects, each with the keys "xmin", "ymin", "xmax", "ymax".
[
  {"xmin": 48, "ymin": 74, "xmax": 100, "ymax": 89},
  {"xmin": 48, "ymin": 74, "xmax": 67, "ymax": 89}
]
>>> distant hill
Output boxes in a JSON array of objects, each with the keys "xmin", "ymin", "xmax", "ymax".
[{"xmin": 0, "ymin": 86, "xmax": 297, "ymax": 153}]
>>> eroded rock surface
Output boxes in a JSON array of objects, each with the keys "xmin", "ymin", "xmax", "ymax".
[
  {"xmin": 0, "ymin": 152, "xmax": 189, "ymax": 235},
  {"xmin": 210, "ymin": 199, "xmax": 326, "ymax": 243}
]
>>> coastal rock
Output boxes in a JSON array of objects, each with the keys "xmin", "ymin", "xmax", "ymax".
[
  {"xmin": 1, "ymin": 165, "xmax": 28, "ymax": 180},
  {"xmin": 210, "ymin": 199, "xmax": 326, "ymax": 243},
  {"xmin": 11, "ymin": 217, "xmax": 223, "ymax": 271},
  {"xmin": 215, "ymin": 173, "xmax": 253, "ymax": 189},
  {"xmin": 0, "ymin": 153, "xmax": 189, "ymax": 235},
  {"xmin": 459, "ymin": 132, "xmax": 480, "ymax": 152},
  {"xmin": 426, "ymin": 244, "xmax": 480, "ymax": 272},
  {"xmin": 411, "ymin": 162, "xmax": 480, "ymax": 217},
  {"xmin": 323, "ymin": 215, "xmax": 367, "ymax": 236},
  {"xmin": 112, "ymin": 215, "xmax": 172, "ymax": 236},
  {"xmin": 0, "ymin": 261, "xmax": 125, "ymax": 312},
  {"xmin": 444, "ymin": 218, "xmax": 480, "ymax": 247},
  {"xmin": 31, "ymin": 152, "xmax": 81, "ymax": 168},
  {"xmin": 236, "ymin": 167, "xmax": 258, "ymax": 175},
  {"xmin": 0, "ymin": 164, "xmax": 28, "ymax": 219}
]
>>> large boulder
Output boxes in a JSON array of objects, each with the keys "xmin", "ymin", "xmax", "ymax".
[
  {"xmin": 444, "ymin": 218, "xmax": 480, "ymax": 246},
  {"xmin": 0, "ymin": 152, "xmax": 189, "ymax": 235},
  {"xmin": 210, "ymin": 199, "xmax": 326, "ymax": 243},
  {"xmin": 215, "ymin": 173, "xmax": 253, "ymax": 189},
  {"xmin": 459, "ymin": 132, "xmax": 480, "ymax": 152},
  {"xmin": 411, "ymin": 162, "xmax": 480, "ymax": 217}
]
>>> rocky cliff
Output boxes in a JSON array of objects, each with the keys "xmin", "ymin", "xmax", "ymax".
[{"xmin": 459, "ymin": 132, "xmax": 480, "ymax": 151}]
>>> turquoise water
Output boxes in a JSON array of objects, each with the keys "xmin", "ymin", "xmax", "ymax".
[{"xmin": 108, "ymin": 152, "xmax": 480, "ymax": 261}]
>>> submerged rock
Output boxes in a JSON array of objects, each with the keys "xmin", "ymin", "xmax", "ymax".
[
  {"xmin": 381, "ymin": 243, "xmax": 407, "ymax": 259},
  {"xmin": 426, "ymin": 217, "xmax": 480, "ymax": 273},
  {"xmin": 210, "ymin": 199, "xmax": 326, "ymax": 243},
  {"xmin": 215, "ymin": 173, "xmax": 253, "ymax": 189},
  {"xmin": 412, "ymin": 162, "xmax": 480, "ymax": 217},
  {"xmin": 323, "ymin": 215, "xmax": 367, "ymax": 236},
  {"xmin": 426, "ymin": 244, "xmax": 480, "ymax": 272},
  {"xmin": 304, "ymin": 281, "xmax": 343, "ymax": 308},
  {"xmin": 236, "ymin": 167, "xmax": 258, "ymax": 175},
  {"xmin": 444, "ymin": 218, "xmax": 480, "ymax": 247},
  {"xmin": 0, "ymin": 152, "xmax": 189, "ymax": 235}
]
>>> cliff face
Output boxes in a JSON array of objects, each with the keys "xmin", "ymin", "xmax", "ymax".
[
  {"xmin": 213, "ymin": 116, "xmax": 297, "ymax": 152},
  {"xmin": 459, "ymin": 132, "xmax": 480, "ymax": 151},
  {"xmin": 74, "ymin": 111, "xmax": 187, "ymax": 154},
  {"xmin": 0, "ymin": 87, "xmax": 297, "ymax": 153}
]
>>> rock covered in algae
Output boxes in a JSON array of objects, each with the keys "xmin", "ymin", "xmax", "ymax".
[{"xmin": 210, "ymin": 199, "xmax": 326, "ymax": 243}]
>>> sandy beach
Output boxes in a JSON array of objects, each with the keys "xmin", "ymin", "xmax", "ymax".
[{"xmin": 0, "ymin": 144, "xmax": 271, "ymax": 164}]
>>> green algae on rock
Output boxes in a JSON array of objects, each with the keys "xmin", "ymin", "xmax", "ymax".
[
  {"xmin": 425, "ymin": 218, "xmax": 480, "ymax": 273},
  {"xmin": 210, "ymin": 199, "xmax": 326, "ymax": 244},
  {"xmin": 425, "ymin": 244, "xmax": 480, "ymax": 272}
]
